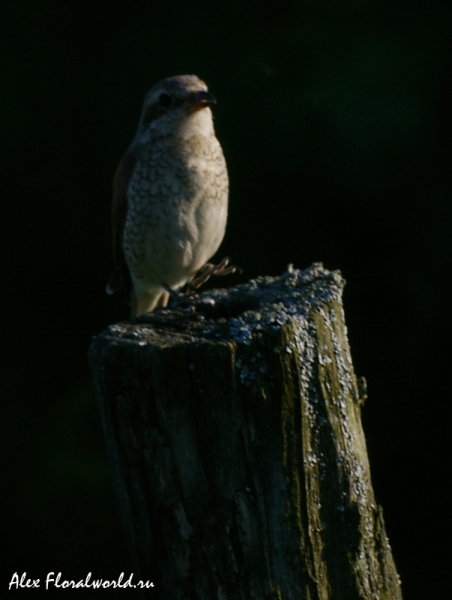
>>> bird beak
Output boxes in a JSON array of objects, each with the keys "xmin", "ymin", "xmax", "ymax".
[{"xmin": 187, "ymin": 90, "xmax": 216, "ymax": 113}]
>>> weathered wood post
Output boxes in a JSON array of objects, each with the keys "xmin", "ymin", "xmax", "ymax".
[{"xmin": 89, "ymin": 263, "xmax": 402, "ymax": 599}]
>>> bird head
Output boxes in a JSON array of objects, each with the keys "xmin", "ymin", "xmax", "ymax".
[{"xmin": 136, "ymin": 74, "xmax": 217, "ymax": 142}]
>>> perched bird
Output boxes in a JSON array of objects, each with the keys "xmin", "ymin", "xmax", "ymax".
[{"xmin": 106, "ymin": 74, "xmax": 232, "ymax": 316}]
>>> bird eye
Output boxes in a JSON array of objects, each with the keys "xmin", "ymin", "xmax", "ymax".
[{"xmin": 158, "ymin": 93, "xmax": 172, "ymax": 108}]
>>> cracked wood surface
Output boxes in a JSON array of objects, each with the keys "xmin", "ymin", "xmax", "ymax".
[{"xmin": 89, "ymin": 264, "xmax": 402, "ymax": 600}]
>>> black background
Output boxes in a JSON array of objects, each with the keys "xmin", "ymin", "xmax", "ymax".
[{"xmin": 2, "ymin": 1, "xmax": 450, "ymax": 598}]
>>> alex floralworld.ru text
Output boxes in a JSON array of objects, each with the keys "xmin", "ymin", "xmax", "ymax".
[{"xmin": 9, "ymin": 572, "xmax": 155, "ymax": 590}]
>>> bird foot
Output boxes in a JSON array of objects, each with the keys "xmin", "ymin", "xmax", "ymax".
[
  {"xmin": 162, "ymin": 284, "xmax": 197, "ymax": 311},
  {"xmin": 189, "ymin": 256, "xmax": 241, "ymax": 290},
  {"xmin": 162, "ymin": 257, "xmax": 240, "ymax": 311}
]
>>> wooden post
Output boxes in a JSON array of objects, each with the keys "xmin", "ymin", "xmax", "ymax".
[{"xmin": 89, "ymin": 263, "xmax": 402, "ymax": 600}]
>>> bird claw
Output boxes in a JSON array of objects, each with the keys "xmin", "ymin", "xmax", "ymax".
[
  {"xmin": 162, "ymin": 283, "xmax": 196, "ymax": 310},
  {"xmin": 189, "ymin": 256, "xmax": 241, "ymax": 290},
  {"xmin": 162, "ymin": 257, "xmax": 240, "ymax": 311}
]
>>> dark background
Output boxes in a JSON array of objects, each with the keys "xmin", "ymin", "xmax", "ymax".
[{"xmin": 2, "ymin": 0, "xmax": 450, "ymax": 597}]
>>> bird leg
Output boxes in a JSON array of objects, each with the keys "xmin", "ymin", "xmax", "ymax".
[
  {"xmin": 189, "ymin": 256, "xmax": 241, "ymax": 290},
  {"xmin": 162, "ymin": 283, "xmax": 197, "ymax": 310},
  {"xmin": 162, "ymin": 257, "xmax": 240, "ymax": 310}
]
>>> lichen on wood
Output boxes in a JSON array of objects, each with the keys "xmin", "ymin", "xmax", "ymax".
[{"xmin": 89, "ymin": 263, "xmax": 402, "ymax": 600}]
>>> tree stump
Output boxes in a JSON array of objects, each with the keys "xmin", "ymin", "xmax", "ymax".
[{"xmin": 89, "ymin": 263, "xmax": 402, "ymax": 600}]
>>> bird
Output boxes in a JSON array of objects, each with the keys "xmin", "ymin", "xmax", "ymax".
[{"xmin": 106, "ymin": 74, "xmax": 233, "ymax": 317}]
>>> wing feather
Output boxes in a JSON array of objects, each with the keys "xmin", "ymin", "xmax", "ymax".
[{"xmin": 106, "ymin": 147, "xmax": 137, "ymax": 294}]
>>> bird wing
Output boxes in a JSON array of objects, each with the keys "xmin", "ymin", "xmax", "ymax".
[{"xmin": 106, "ymin": 147, "xmax": 137, "ymax": 295}]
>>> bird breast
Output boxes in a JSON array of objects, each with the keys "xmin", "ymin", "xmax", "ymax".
[{"xmin": 123, "ymin": 130, "xmax": 228, "ymax": 290}]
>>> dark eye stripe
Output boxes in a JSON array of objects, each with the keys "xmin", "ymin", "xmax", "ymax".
[
  {"xmin": 158, "ymin": 93, "xmax": 172, "ymax": 107},
  {"xmin": 141, "ymin": 94, "xmax": 186, "ymax": 125},
  {"xmin": 142, "ymin": 103, "xmax": 163, "ymax": 125}
]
